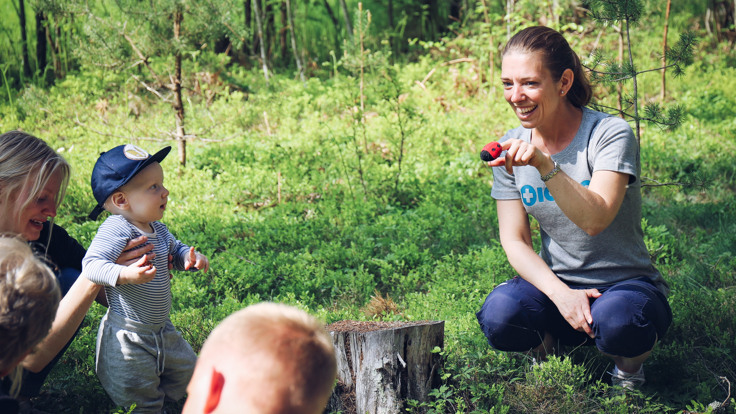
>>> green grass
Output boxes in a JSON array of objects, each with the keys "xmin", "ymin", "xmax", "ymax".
[{"xmin": 1, "ymin": 5, "xmax": 736, "ymax": 413}]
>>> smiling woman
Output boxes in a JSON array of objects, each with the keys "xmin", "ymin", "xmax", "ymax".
[
  {"xmin": 0, "ymin": 130, "xmax": 103, "ymax": 408},
  {"xmin": 476, "ymin": 26, "xmax": 672, "ymax": 392},
  {"xmin": 0, "ymin": 131, "xmax": 70, "ymax": 242},
  {"xmin": 0, "ymin": 131, "xmax": 156, "ymax": 410}
]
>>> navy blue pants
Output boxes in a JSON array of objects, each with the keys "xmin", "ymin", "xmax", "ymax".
[{"xmin": 476, "ymin": 276, "xmax": 672, "ymax": 358}]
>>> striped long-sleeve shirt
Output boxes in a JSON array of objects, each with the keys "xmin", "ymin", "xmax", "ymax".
[{"xmin": 82, "ymin": 215, "xmax": 190, "ymax": 324}]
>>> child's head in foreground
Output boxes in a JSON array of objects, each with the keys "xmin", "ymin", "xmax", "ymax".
[
  {"xmin": 0, "ymin": 236, "xmax": 60, "ymax": 395},
  {"xmin": 89, "ymin": 144, "xmax": 171, "ymax": 231},
  {"xmin": 183, "ymin": 302, "xmax": 337, "ymax": 414}
]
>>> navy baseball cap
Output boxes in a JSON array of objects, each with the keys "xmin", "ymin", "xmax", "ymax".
[{"xmin": 89, "ymin": 144, "xmax": 171, "ymax": 220}]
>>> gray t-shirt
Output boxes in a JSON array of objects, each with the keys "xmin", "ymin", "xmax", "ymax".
[{"xmin": 491, "ymin": 107, "xmax": 667, "ymax": 294}]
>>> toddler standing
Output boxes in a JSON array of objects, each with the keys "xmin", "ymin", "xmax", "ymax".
[{"xmin": 83, "ymin": 144, "xmax": 208, "ymax": 413}]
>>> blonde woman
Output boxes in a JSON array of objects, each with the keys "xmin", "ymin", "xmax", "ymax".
[{"xmin": 0, "ymin": 131, "xmax": 156, "ymax": 406}]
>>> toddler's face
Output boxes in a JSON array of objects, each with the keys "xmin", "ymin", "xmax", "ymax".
[{"xmin": 120, "ymin": 162, "xmax": 168, "ymax": 229}]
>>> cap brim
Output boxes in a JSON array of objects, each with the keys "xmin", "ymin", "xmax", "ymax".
[
  {"xmin": 129, "ymin": 146, "xmax": 172, "ymax": 184},
  {"xmin": 149, "ymin": 146, "xmax": 171, "ymax": 164}
]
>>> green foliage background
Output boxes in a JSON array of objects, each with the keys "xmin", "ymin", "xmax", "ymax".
[{"xmin": 1, "ymin": 0, "xmax": 736, "ymax": 413}]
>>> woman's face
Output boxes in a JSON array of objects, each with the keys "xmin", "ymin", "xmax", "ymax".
[
  {"xmin": 501, "ymin": 50, "xmax": 566, "ymax": 130},
  {"xmin": 0, "ymin": 172, "xmax": 62, "ymax": 241}
]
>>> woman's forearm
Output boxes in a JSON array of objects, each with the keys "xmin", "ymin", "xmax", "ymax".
[
  {"xmin": 540, "ymin": 161, "xmax": 628, "ymax": 236},
  {"xmin": 503, "ymin": 238, "xmax": 568, "ymax": 298},
  {"xmin": 21, "ymin": 276, "xmax": 101, "ymax": 373}
]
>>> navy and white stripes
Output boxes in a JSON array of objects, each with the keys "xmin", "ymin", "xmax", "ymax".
[{"xmin": 82, "ymin": 215, "xmax": 190, "ymax": 325}]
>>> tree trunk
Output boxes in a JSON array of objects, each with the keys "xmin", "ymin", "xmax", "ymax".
[
  {"xmin": 660, "ymin": 0, "xmax": 671, "ymax": 101},
  {"xmin": 35, "ymin": 10, "xmax": 47, "ymax": 82},
  {"xmin": 279, "ymin": 1, "xmax": 288, "ymax": 64},
  {"xmin": 323, "ymin": 0, "xmax": 339, "ymax": 31},
  {"xmin": 244, "ymin": 0, "xmax": 252, "ymax": 54},
  {"xmin": 714, "ymin": 0, "xmax": 722, "ymax": 43},
  {"xmin": 387, "ymin": 0, "xmax": 395, "ymax": 56},
  {"xmin": 266, "ymin": 0, "xmax": 275, "ymax": 61},
  {"xmin": 617, "ymin": 23, "xmax": 624, "ymax": 115},
  {"xmin": 18, "ymin": 0, "xmax": 32, "ymax": 77},
  {"xmin": 322, "ymin": 0, "xmax": 340, "ymax": 50},
  {"xmin": 285, "ymin": 0, "xmax": 305, "ymax": 82},
  {"xmin": 172, "ymin": 9, "xmax": 187, "ymax": 166},
  {"xmin": 339, "ymin": 0, "xmax": 353, "ymax": 38},
  {"xmin": 479, "ymin": 0, "xmax": 493, "ymax": 94},
  {"xmin": 253, "ymin": 0, "xmax": 270, "ymax": 83},
  {"xmin": 625, "ymin": 19, "xmax": 641, "ymax": 146},
  {"xmin": 51, "ymin": 16, "xmax": 64, "ymax": 78},
  {"xmin": 326, "ymin": 320, "xmax": 444, "ymax": 414},
  {"xmin": 423, "ymin": 0, "xmax": 440, "ymax": 39},
  {"xmin": 505, "ymin": 0, "xmax": 514, "ymax": 40},
  {"xmin": 44, "ymin": 15, "xmax": 62, "ymax": 79},
  {"xmin": 705, "ymin": 7, "xmax": 712, "ymax": 36}
]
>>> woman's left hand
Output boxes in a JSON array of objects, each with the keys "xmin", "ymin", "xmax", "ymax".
[
  {"xmin": 115, "ymin": 235, "xmax": 155, "ymax": 266},
  {"xmin": 549, "ymin": 286, "xmax": 602, "ymax": 338}
]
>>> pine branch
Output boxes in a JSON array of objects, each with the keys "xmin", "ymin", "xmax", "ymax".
[
  {"xmin": 131, "ymin": 74, "xmax": 171, "ymax": 103},
  {"xmin": 121, "ymin": 22, "xmax": 164, "ymax": 88}
]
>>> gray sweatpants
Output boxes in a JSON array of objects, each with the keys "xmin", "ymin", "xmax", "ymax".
[{"xmin": 95, "ymin": 310, "xmax": 197, "ymax": 413}]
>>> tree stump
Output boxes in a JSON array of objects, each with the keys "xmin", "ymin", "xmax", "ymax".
[{"xmin": 325, "ymin": 320, "xmax": 444, "ymax": 414}]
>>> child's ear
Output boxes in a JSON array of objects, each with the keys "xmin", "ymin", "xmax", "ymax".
[
  {"xmin": 204, "ymin": 368, "xmax": 225, "ymax": 413},
  {"xmin": 109, "ymin": 191, "xmax": 129, "ymax": 210}
]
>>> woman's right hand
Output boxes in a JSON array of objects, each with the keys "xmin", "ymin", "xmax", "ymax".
[
  {"xmin": 116, "ymin": 235, "xmax": 155, "ymax": 266},
  {"xmin": 488, "ymin": 138, "xmax": 551, "ymax": 175},
  {"xmin": 548, "ymin": 286, "xmax": 602, "ymax": 339}
]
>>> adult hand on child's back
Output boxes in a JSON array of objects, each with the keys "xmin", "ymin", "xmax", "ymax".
[
  {"xmin": 117, "ymin": 255, "xmax": 157, "ymax": 285},
  {"xmin": 184, "ymin": 247, "xmax": 209, "ymax": 273},
  {"xmin": 116, "ymin": 235, "xmax": 155, "ymax": 266}
]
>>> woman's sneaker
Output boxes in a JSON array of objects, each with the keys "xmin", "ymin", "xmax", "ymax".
[{"xmin": 610, "ymin": 366, "xmax": 646, "ymax": 391}]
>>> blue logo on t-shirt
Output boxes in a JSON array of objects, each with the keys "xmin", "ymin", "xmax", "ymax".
[{"xmin": 521, "ymin": 180, "xmax": 590, "ymax": 207}]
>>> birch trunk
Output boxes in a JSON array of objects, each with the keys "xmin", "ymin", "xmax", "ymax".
[
  {"xmin": 285, "ymin": 0, "xmax": 305, "ymax": 83},
  {"xmin": 253, "ymin": 0, "xmax": 270, "ymax": 83}
]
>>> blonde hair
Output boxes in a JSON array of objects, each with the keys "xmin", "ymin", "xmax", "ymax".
[
  {"xmin": 0, "ymin": 130, "xmax": 70, "ymax": 238},
  {"xmin": 202, "ymin": 302, "xmax": 337, "ymax": 413},
  {"xmin": 0, "ymin": 236, "xmax": 60, "ymax": 395}
]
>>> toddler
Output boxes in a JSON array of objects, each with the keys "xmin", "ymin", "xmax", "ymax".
[{"xmin": 83, "ymin": 144, "xmax": 208, "ymax": 413}]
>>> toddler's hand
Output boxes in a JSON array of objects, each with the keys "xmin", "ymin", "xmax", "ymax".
[
  {"xmin": 184, "ymin": 247, "xmax": 210, "ymax": 273},
  {"xmin": 117, "ymin": 255, "xmax": 157, "ymax": 285}
]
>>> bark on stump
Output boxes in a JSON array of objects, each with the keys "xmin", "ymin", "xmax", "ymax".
[{"xmin": 326, "ymin": 320, "xmax": 444, "ymax": 414}]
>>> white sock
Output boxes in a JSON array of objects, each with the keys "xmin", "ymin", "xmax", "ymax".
[{"xmin": 614, "ymin": 365, "xmax": 643, "ymax": 376}]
